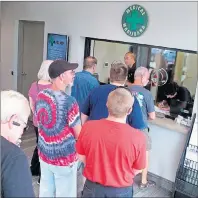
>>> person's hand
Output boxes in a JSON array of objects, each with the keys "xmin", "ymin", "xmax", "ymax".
[
  {"xmin": 160, "ymin": 106, "xmax": 170, "ymax": 111},
  {"xmin": 158, "ymin": 101, "xmax": 170, "ymax": 111},
  {"xmin": 158, "ymin": 100, "xmax": 165, "ymax": 108},
  {"xmin": 134, "ymin": 169, "xmax": 142, "ymax": 176}
]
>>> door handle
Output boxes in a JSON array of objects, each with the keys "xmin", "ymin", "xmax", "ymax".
[{"xmin": 22, "ymin": 72, "xmax": 26, "ymax": 76}]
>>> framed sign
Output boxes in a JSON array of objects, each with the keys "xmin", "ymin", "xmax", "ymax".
[
  {"xmin": 122, "ymin": 4, "xmax": 149, "ymax": 37},
  {"xmin": 47, "ymin": 33, "xmax": 69, "ymax": 61}
]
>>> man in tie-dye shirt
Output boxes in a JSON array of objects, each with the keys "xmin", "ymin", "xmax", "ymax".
[{"xmin": 35, "ymin": 60, "xmax": 81, "ymax": 197}]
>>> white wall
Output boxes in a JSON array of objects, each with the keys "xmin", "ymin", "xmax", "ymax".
[
  {"xmin": 94, "ymin": 41, "xmax": 130, "ymax": 83},
  {"xmin": 149, "ymin": 124, "xmax": 187, "ymax": 182},
  {"xmin": 0, "ymin": 1, "xmax": 2, "ymax": 90},
  {"xmin": 1, "ymin": 2, "xmax": 197, "ymax": 90}
]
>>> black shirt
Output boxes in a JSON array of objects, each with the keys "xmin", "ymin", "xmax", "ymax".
[
  {"xmin": 127, "ymin": 66, "xmax": 136, "ymax": 83},
  {"xmin": 1, "ymin": 136, "xmax": 35, "ymax": 198},
  {"xmin": 158, "ymin": 85, "xmax": 191, "ymax": 107},
  {"xmin": 175, "ymin": 86, "xmax": 191, "ymax": 102}
]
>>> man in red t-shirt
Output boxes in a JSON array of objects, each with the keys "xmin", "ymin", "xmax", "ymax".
[{"xmin": 76, "ymin": 87, "xmax": 146, "ymax": 197}]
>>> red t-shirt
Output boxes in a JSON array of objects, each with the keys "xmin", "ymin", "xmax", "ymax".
[{"xmin": 76, "ymin": 119, "xmax": 146, "ymax": 187}]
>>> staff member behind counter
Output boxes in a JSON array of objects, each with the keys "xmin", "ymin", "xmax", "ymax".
[
  {"xmin": 106, "ymin": 52, "xmax": 136, "ymax": 85},
  {"xmin": 124, "ymin": 52, "xmax": 136, "ymax": 86},
  {"xmin": 158, "ymin": 82, "xmax": 192, "ymax": 114}
]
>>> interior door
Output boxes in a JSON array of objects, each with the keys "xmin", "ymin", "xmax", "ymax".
[{"xmin": 18, "ymin": 21, "xmax": 45, "ymax": 98}]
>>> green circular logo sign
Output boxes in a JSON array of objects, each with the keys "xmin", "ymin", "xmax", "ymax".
[{"xmin": 122, "ymin": 4, "xmax": 148, "ymax": 37}]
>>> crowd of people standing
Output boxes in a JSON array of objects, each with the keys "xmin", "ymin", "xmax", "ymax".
[{"xmin": 1, "ymin": 51, "xmax": 156, "ymax": 198}]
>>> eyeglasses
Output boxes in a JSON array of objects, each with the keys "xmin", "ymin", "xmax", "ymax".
[{"xmin": 13, "ymin": 121, "xmax": 29, "ymax": 132}]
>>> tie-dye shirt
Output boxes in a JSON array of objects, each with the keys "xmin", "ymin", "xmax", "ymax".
[{"xmin": 35, "ymin": 89, "xmax": 81, "ymax": 166}]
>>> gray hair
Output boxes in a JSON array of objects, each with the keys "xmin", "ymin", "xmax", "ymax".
[
  {"xmin": 37, "ymin": 60, "xmax": 53, "ymax": 81},
  {"xmin": 1, "ymin": 90, "xmax": 30, "ymax": 121},
  {"xmin": 134, "ymin": 66, "xmax": 149, "ymax": 79}
]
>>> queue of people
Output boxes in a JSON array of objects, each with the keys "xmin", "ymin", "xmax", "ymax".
[{"xmin": 1, "ymin": 52, "xmax": 156, "ymax": 198}]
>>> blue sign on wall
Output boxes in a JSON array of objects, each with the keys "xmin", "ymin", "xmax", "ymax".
[{"xmin": 47, "ymin": 33, "xmax": 68, "ymax": 61}]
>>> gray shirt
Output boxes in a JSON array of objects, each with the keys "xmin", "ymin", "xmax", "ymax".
[{"xmin": 129, "ymin": 85, "xmax": 155, "ymax": 127}]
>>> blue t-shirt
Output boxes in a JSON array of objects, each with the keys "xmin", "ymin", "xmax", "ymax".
[
  {"xmin": 71, "ymin": 70, "xmax": 99, "ymax": 112},
  {"xmin": 81, "ymin": 84, "xmax": 146, "ymax": 130},
  {"xmin": 129, "ymin": 85, "xmax": 155, "ymax": 127}
]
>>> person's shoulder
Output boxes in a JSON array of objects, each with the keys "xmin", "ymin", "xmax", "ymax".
[
  {"xmin": 142, "ymin": 87, "xmax": 152, "ymax": 96},
  {"xmin": 28, "ymin": 81, "xmax": 37, "ymax": 92},
  {"xmin": 89, "ymin": 84, "xmax": 105, "ymax": 94},
  {"xmin": 132, "ymin": 85, "xmax": 152, "ymax": 97},
  {"xmin": 1, "ymin": 137, "xmax": 26, "ymax": 163},
  {"xmin": 179, "ymin": 86, "xmax": 189, "ymax": 93},
  {"xmin": 83, "ymin": 119, "xmax": 103, "ymax": 128},
  {"xmin": 99, "ymin": 84, "xmax": 114, "ymax": 91},
  {"xmin": 38, "ymin": 87, "xmax": 49, "ymax": 94},
  {"xmin": 94, "ymin": 84, "xmax": 113, "ymax": 95},
  {"xmin": 125, "ymin": 126, "xmax": 145, "ymax": 140},
  {"xmin": 90, "ymin": 75, "xmax": 99, "ymax": 84},
  {"xmin": 30, "ymin": 81, "xmax": 37, "ymax": 87},
  {"xmin": 67, "ymin": 95, "xmax": 77, "ymax": 104},
  {"xmin": 74, "ymin": 71, "xmax": 84, "ymax": 78},
  {"xmin": 36, "ymin": 88, "xmax": 51, "ymax": 100}
]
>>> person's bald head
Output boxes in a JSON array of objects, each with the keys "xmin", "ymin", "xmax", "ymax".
[
  {"xmin": 83, "ymin": 56, "xmax": 97, "ymax": 73},
  {"xmin": 124, "ymin": 52, "xmax": 136, "ymax": 68},
  {"xmin": 107, "ymin": 87, "xmax": 134, "ymax": 118},
  {"xmin": 134, "ymin": 66, "xmax": 150, "ymax": 86}
]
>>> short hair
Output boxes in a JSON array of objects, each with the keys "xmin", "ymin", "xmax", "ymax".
[
  {"xmin": 37, "ymin": 60, "xmax": 53, "ymax": 81},
  {"xmin": 164, "ymin": 82, "xmax": 179, "ymax": 96},
  {"xmin": 107, "ymin": 87, "xmax": 134, "ymax": 118},
  {"xmin": 83, "ymin": 56, "xmax": 97, "ymax": 70},
  {"xmin": 125, "ymin": 52, "xmax": 136, "ymax": 59},
  {"xmin": 110, "ymin": 62, "xmax": 128, "ymax": 82},
  {"xmin": 1, "ymin": 90, "xmax": 30, "ymax": 121},
  {"xmin": 134, "ymin": 66, "xmax": 149, "ymax": 79}
]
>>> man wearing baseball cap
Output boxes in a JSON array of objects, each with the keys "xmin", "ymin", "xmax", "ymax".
[{"xmin": 35, "ymin": 60, "xmax": 82, "ymax": 197}]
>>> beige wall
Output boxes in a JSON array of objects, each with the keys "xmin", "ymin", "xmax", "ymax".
[
  {"xmin": 174, "ymin": 52, "xmax": 185, "ymax": 84},
  {"xmin": 193, "ymin": 82, "xmax": 198, "ymax": 115},
  {"xmin": 174, "ymin": 52, "xmax": 198, "ymax": 96},
  {"xmin": 182, "ymin": 54, "xmax": 198, "ymax": 96},
  {"xmin": 93, "ymin": 41, "xmax": 130, "ymax": 83}
]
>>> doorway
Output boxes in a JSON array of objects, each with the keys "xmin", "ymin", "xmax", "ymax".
[{"xmin": 17, "ymin": 20, "xmax": 45, "ymax": 98}]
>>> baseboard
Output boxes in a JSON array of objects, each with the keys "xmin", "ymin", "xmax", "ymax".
[{"xmin": 148, "ymin": 172, "xmax": 175, "ymax": 192}]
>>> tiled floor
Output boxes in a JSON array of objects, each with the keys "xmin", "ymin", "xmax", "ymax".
[{"xmin": 21, "ymin": 124, "xmax": 172, "ymax": 197}]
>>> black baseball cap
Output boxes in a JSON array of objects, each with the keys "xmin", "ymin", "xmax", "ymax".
[{"xmin": 48, "ymin": 60, "xmax": 78, "ymax": 79}]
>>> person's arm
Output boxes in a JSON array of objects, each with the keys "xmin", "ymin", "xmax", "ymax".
[
  {"xmin": 67, "ymin": 99, "xmax": 82, "ymax": 139},
  {"xmin": 76, "ymin": 124, "xmax": 87, "ymax": 165},
  {"xmin": 72, "ymin": 124, "xmax": 81, "ymax": 139},
  {"xmin": 29, "ymin": 96, "xmax": 34, "ymax": 113},
  {"xmin": 2, "ymin": 154, "xmax": 35, "ymax": 197},
  {"xmin": 28, "ymin": 83, "xmax": 35, "ymax": 113},
  {"xmin": 148, "ymin": 112, "xmax": 156, "ymax": 120},
  {"xmin": 133, "ymin": 134, "xmax": 147, "ymax": 171},
  {"xmin": 81, "ymin": 113, "xmax": 89, "ymax": 125},
  {"xmin": 146, "ymin": 92, "xmax": 156, "ymax": 120},
  {"xmin": 81, "ymin": 93, "xmax": 92, "ymax": 124}
]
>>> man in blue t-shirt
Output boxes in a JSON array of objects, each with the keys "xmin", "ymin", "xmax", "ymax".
[
  {"xmin": 129, "ymin": 66, "xmax": 156, "ymax": 189},
  {"xmin": 71, "ymin": 56, "xmax": 99, "ymax": 112},
  {"xmin": 81, "ymin": 62, "xmax": 146, "ymax": 130}
]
